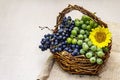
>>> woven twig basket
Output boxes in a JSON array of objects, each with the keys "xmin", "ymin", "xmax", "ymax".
[{"xmin": 52, "ymin": 4, "xmax": 112, "ymax": 75}]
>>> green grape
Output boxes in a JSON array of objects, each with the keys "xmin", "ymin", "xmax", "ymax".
[
  {"xmin": 86, "ymin": 51, "xmax": 93, "ymax": 58},
  {"xmin": 103, "ymin": 47, "xmax": 109, "ymax": 52},
  {"xmin": 85, "ymin": 21, "xmax": 90, "ymax": 25},
  {"xmin": 79, "ymin": 20, "xmax": 84, "ymax": 25},
  {"xmin": 85, "ymin": 30, "xmax": 90, "ymax": 35},
  {"xmin": 80, "ymin": 29, "xmax": 85, "ymax": 35},
  {"xmin": 82, "ymin": 43, "xmax": 89, "ymax": 51},
  {"xmin": 77, "ymin": 40, "xmax": 83, "ymax": 46},
  {"xmin": 87, "ymin": 41, "xmax": 93, "ymax": 47},
  {"xmin": 90, "ymin": 20, "xmax": 94, "ymax": 27},
  {"xmin": 73, "ymin": 27, "xmax": 79, "ymax": 32},
  {"xmin": 70, "ymin": 35, "xmax": 75, "ymax": 38},
  {"xmin": 90, "ymin": 46, "xmax": 97, "ymax": 52},
  {"xmin": 75, "ymin": 18, "xmax": 79, "ymax": 22},
  {"xmin": 80, "ymin": 49, "xmax": 85, "ymax": 55},
  {"xmin": 97, "ymin": 47, "xmax": 103, "ymax": 52},
  {"xmin": 84, "ymin": 38, "xmax": 90, "ymax": 42},
  {"xmin": 86, "ymin": 16, "xmax": 91, "ymax": 20},
  {"xmin": 72, "ymin": 38, "xmax": 77, "ymax": 44},
  {"xmin": 83, "ymin": 34, "xmax": 87, "ymax": 38},
  {"xmin": 86, "ymin": 25, "xmax": 91, "ymax": 31},
  {"xmin": 97, "ymin": 51, "xmax": 105, "ymax": 58},
  {"xmin": 94, "ymin": 23, "xmax": 98, "ymax": 28},
  {"xmin": 78, "ymin": 34, "xmax": 83, "ymax": 39},
  {"xmin": 90, "ymin": 57, "xmax": 96, "ymax": 63},
  {"xmin": 81, "ymin": 15, "xmax": 87, "ymax": 21},
  {"xmin": 82, "ymin": 15, "xmax": 91, "ymax": 21},
  {"xmin": 75, "ymin": 19, "xmax": 80, "ymax": 27},
  {"xmin": 71, "ymin": 30, "xmax": 77, "ymax": 36},
  {"xmin": 81, "ymin": 24, "xmax": 87, "ymax": 29},
  {"xmin": 66, "ymin": 37, "xmax": 72, "ymax": 44},
  {"xmin": 97, "ymin": 58, "xmax": 103, "ymax": 64},
  {"xmin": 68, "ymin": 20, "xmax": 71, "ymax": 24}
]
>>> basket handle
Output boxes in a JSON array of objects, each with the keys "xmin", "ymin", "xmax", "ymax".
[{"xmin": 54, "ymin": 4, "xmax": 107, "ymax": 32}]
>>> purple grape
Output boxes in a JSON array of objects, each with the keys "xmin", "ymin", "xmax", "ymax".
[
  {"xmin": 58, "ymin": 29, "xmax": 63, "ymax": 33},
  {"xmin": 71, "ymin": 45, "xmax": 76, "ymax": 48},
  {"xmin": 62, "ymin": 45, "xmax": 66, "ymax": 48},
  {"xmin": 68, "ymin": 16, "xmax": 71, "ymax": 21},
  {"xmin": 64, "ymin": 47, "xmax": 69, "ymax": 51},
  {"xmin": 60, "ymin": 24, "xmax": 64, "ymax": 29},
  {"xmin": 55, "ymin": 47, "xmax": 58, "ymax": 52},
  {"xmin": 71, "ymin": 20, "xmax": 75, "ymax": 25},
  {"xmin": 72, "ymin": 51, "xmax": 77, "ymax": 56},
  {"xmin": 58, "ymin": 48, "xmax": 62, "ymax": 52},
  {"xmin": 68, "ymin": 49, "xmax": 73, "ymax": 53}
]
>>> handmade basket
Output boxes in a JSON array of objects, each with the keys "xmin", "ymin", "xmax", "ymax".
[{"xmin": 52, "ymin": 4, "xmax": 112, "ymax": 75}]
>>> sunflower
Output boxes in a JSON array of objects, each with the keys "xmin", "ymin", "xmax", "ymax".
[{"xmin": 89, "ymin": 26, "xmax": 111, "ymax": 48}]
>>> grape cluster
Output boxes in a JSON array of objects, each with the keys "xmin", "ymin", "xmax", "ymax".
[{"xmin": 39, "ymin": 16, "xmax": 74, "ymax": 53}]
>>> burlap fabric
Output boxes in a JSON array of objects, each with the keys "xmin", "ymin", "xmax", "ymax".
[{"xmin": 37, "ymin": 22, "xmax": 120, "ymax": 80}]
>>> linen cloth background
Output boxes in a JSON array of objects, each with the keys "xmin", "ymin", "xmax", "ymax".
[{"xmin": 38, "ymin": 22, "xmax": 120, "ymax": 80}]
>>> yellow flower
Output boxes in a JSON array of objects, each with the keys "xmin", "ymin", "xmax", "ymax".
[{"xmin": 89, "ymin": 26, "xmax": 111, "ymax": 48}]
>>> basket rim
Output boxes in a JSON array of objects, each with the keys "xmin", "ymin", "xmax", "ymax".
[{"xmin": 53, "ymin": 4, "xmax": 108, "ymax": 33}]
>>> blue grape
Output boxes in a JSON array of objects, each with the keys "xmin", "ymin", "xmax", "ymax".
[
  {"xmin": 41, "ymin": 38, "xmax": 45, "ymax": 42},
  {"xmin": 62, "ymin": 41, "xmax": 66, "ymax": 45},
  {"xmin": 49, "ymin": 34, "xmax": 53, "ymax": 39},
  {"xmin": 62, "ymin": 45, "xmax": 66, "ymax": 48},
  {"xmin": 51, "ymin": 42, "xmax": 54, "ymax": 45},
  {"xmin": 68, "ymin": 16, "xmax": 71, "ymax": 21},
  {"xmin": 44, "ymin": 34, "xmax": 47, "ymax": 38},
  {"xmin": 43, "ymin": 45, "xmax": 47, "ymax": 50},
  {"xmin": 58, "ymin": 35, "xmax": 62, "ymax": 39},
  {"xmin": 55, "ymin": 47, "xmax": 58, "ymax": 52},
  {"xmin": 47, "ymin": 33, "xmax": 51, "ymax": 36},
  {"xmin": 72, "ymin": 48, "xmax": 79, "ymax": 56},
  {"xmin": 47, "ymin": 45, "xmax": 50, "ymax": 48},
  {"xmin": 58, "ymin": 29, "xmax": 63, "ymax": 33},
  {"xmin": 74, "ymin": 49, "xmax": 79, "ymax": 52},
  {"xmin": 41, "ymin": 40, "xmax": 45, "ymax": 45},
  {"xmin": 46, "ymin": 41, "xmax": 50, "ymax": 45},
  {"xmin": 56, "ymin": 33, "xmax": 59, "ymax": 36},
  {"xmin": 45, "ymin": 37, "xmax": 49, "ymax": 41},
  {"xmin": 63, "ymin": 36, "xmax": 66, "ymax": 40},
  {"xmin": 71, "ymin": 20, "xmax": 75, "ymax": 25},
  {"xmin": 55, "ymin": 41, "xmax": 58, "ymax": 45},
  {"xmin": 62, "ymin": 32, "xmax": 65, "ymax": 36},
  {"xmin": 75, "ymin": 45, "xmax": 79, "ymax": 49},
  {"xmin": 71, "ymin": 44, "xmax": 76, "ymax": 48},
  {"xmin": 60, "ymin": 24, "xmax": 64, "ymax": 29},
  {"xmin": 58, "ymin": 47, "xmax": 62, "ymax": 52},
  {"xmin": 64, "ymin": 47, "xmax": 69, "ymax": 51},
  {"xmin": 66, "ymin": 24, "xmax": 69, "ymax": 28},
  {"xmin": 69, "ymin": 28, "xmax": 72, "ymax": 31},
  {"xmin": 39, "ymin": 45, "xmax": 43, "ymax": 49},
  {"xmin": 72, "ymin": 51, "xmax": 77, "ymax": 56},
  {"xmin": 65, "ymin": 28, "xmax": 69, "ymax": 32},
  {"xmin": 68, "ymin": 49, "xmax": 73, "ymax": 53},
  {"xmin": 65, "ymin": 34, "xmax": 69, "ymax": 37}
]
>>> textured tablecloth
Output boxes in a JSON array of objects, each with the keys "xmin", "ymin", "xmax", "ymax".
[{"xmin": 37, "ymin": 22, "xmax": 120, "ymax": 80}]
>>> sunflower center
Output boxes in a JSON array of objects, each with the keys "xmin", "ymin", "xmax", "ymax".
[{"xmin": 94, "ymin": 32, "xmax": 106, "ymax": 43}]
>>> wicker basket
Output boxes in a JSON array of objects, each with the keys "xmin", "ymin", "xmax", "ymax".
[{"xmin": 52, "ymin": 4, "xmax": 112, "ymax": 75}]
